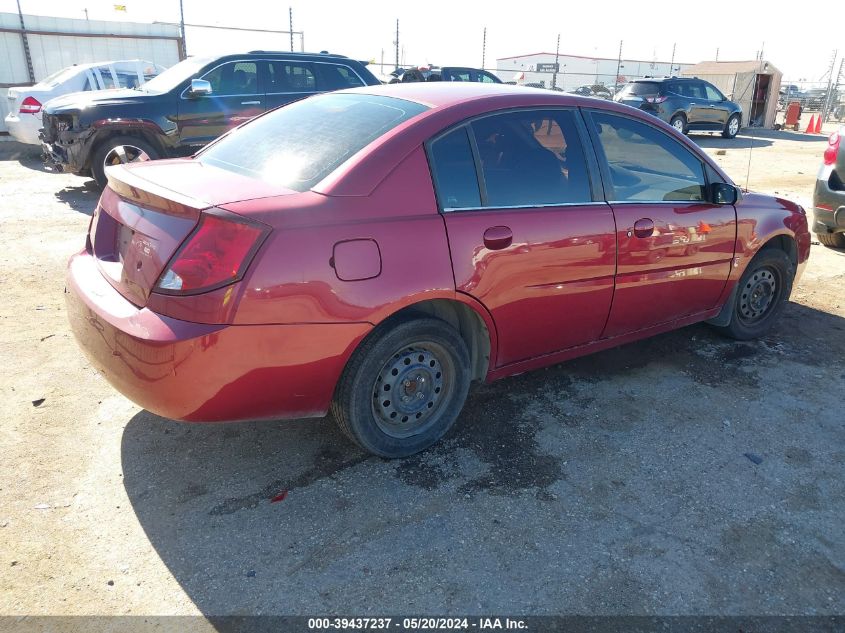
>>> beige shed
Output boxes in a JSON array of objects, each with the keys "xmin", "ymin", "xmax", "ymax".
[{"xmin": 681, "ymin": 60, "xmax": 783, "ymax": 128}]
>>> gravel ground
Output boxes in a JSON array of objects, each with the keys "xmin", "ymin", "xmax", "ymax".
[{"xmin": 0, "ymin": 130, "xmax": 843, "ymax": 620}]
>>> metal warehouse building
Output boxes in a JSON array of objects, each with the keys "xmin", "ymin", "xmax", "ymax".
[
  {"xmin": 1, "ymin": 12, "xmax": 182, "ymax": 136},
  {"xmin": 496, "ymin": 51, "xmax": 694, "ymax": 92}
]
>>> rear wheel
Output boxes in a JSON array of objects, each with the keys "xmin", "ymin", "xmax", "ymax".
[
  {"xmin": 712, "ymin": 249, "xmax": 794, "ymax": 340},
  {"xmin": 91, "ymin": 135, "xmax": 159, "ymax": 188},
  {"xmin": 817, "ymin": 232, "xmax": 845, "ymax": 248},
  {"xmin": 670, "ymin": 114, "xmax": 688, "ymax": 135},
  {"xmin": 331, "ymin": 316, "xmax": 471, "ymax": 458},
  {"xmin": 722, "ymin": 114, "xmax": 741, "ymax": 138}
]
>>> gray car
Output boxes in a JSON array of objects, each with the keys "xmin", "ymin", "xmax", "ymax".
[
  {"xmin": 615, "ymin": 77, "xmax": 743, "ymax": 138},
  {"xmin": 812, "ymin": 125, "xmax": 845, "ymax": 248}
]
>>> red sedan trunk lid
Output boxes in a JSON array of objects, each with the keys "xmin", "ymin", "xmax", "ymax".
[{"xmin": 89, "ymin": 159, "xmax": 295, "ymax": 306}]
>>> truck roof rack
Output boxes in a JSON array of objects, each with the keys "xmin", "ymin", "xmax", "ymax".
[{"xmin": 247, "ymin": 50, "xmax": 347, "ymax": 58}]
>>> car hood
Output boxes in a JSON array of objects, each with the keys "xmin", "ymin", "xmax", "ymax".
[{"xmin": 43, "ymin": 88, "xmax": 156, "ymax": 114}]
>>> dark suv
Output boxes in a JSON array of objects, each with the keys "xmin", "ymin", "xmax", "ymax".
[
  {"xmin": 615, "ymin": 77, "xmax": 742, "ymax": 138},
  {"xmin": 41, "ymin": 51, "xmax": 380, "ymax": 187}
]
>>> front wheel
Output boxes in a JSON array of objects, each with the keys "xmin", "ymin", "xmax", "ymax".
[
  {"xmin": 91, "ymin": 135, "xmax": 159, "ymax": 188},
  {"xmin": 712, "ymin": 249, "xmax": 794, "ymax": 340},
  {"xmin": 722, "ymin": 114, "xmax": 741, "ymax": 139},
  {"xmin": 331, "ymin": 316, "xmax": 471, "ymax": 458}
]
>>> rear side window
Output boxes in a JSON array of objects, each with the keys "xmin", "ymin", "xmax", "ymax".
[
  {"xmin": 589, "ymin": 111, "xmax": 706, "ymax": 202},
  {"xmin": 198, "ymin": 93, "xmax": 428, "ymax": 191},
  {"xmin": 429, "ymin": 127, "xmax": 481, "ymax": 209},
  {"xmin": 316, "ymin": 64, "xmax": 365, "ymax": 90},
  {"xmin": 471, "ymin": 109, "xmax": 592, "ymax": 206},
  {"xmin": 267, "ymin": 61, "xmax": 317, "ymax": 92}
]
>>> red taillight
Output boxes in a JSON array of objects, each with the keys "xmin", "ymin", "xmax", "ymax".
[
  {"xmin": 824, "ymin": 132, "xmax": 840, "ymax": 166},
  {"xmin": 647, "ymin": 95, "xmax": 667, "ymax": 104},
  {"xmin": 155, "ymin": 212, "xmax": 268, "ymax": 295},
  {"xmin": 19, "ymin": 96, "xmax": 42, "ymax": 114}
]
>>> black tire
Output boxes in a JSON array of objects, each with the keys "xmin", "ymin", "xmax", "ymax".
[
  {"xmin": 669, "ymin": 114, "xmax": 688, "ymax": 135},
  {"xmin": 331, "ymin": 315, "xmax": 471, "ymax": 458},
  {"xmin": 722, "ymin": 114, "xmax": 741, "ymax": 139},
  {"xmin": 91, "ymin": 135, "xmax": 159, "ymax": 189},
  {"xmin": 712, "ymin": 249, "xmax": 794, "ymax": 340},
  {"xmin": 817, "ymin": 232, "xmax": 845, "ymax": 248}
]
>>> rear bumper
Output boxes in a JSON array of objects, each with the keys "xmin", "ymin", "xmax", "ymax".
[
  {"xmin": 812, "ymin": 173, "xmax": 845, "ymax": 234},
  {"xmin": 4, "ymin": 113, "xmax": 41, "ymax": 145},
  {"xmin": 66, "ymin": 250, "xmax": 371, "ymax": 422}
]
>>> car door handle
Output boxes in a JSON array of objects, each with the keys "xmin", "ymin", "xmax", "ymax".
[
  {"xmin": 241, "ymin": 100, "xmax": 261, "ymax": 105},
  {"xmin": 632, "ymin": 218, "xmax": 655, "ymax": 238},
  {"xmin": 483, "ymin": 226, "xmax": 513, "ymax": 250}
]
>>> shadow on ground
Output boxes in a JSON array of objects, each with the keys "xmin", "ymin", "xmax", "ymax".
[
  {"xmin": 121, "ymin": 302, "xmax": 845, "ymax": 617},
  {"xmin": 54, "ymin": 182, "xmax": 99, "ymax": 215}
]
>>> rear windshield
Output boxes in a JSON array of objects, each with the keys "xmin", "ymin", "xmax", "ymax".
[
  {"xmin": 622, "ymin": 82, "xmax": 661, "ymax": 96},
  {"xmin": 198, "ymin": 93, "xmax": 428, "ymax": 191}
]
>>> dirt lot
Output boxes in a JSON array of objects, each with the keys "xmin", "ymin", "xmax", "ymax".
[{"xmin": 1, "ymin": 128, "xmax": 843, "ymax": 622}]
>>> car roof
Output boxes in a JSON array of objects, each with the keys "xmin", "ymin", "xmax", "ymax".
[
  {"xmin": 338, "ymin": 82, "xmax": 586, "ymax": 108},
  {"xmin": 632, "ymin": 77, "xmax": 696, "ymax": 83}
]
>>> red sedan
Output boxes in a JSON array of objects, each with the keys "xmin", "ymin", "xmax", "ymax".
[{"xmin": 66, "ymin": 83, "xmax": 810, "ymax": 457}]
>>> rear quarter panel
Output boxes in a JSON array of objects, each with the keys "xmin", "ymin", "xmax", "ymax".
[{"xmin": 224, "ymin": 146, "xmax": 460, "ymax": 326}]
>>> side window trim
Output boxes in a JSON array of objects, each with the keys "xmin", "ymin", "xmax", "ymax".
[{"xmin": 582, "ymin": 108, "xmax": 710, "ymax": 204}]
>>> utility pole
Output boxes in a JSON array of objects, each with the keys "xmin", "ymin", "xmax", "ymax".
[
  {"xmin": 16, "ymin": 0, "xmax": 35, "ymax": 82},
  {"xmin": 821, "ymin": 50, "xmax": 839, "ymax": 124},
  {"xmin": 614, "ymin": 40, "xmax": 623, "ymax": 95},
  {"xmin": 394, "ymin": 19, "xmax": 399, "ymax": 70},
  {"xmin": 552, "ymin": 33, "xmax": 560, "ymax": 90},
  {"xmin": 481, "ymin": 27, "xmax": 487, "ymax": 69},
  {"xmin": 715, "ymin": 47, "xmax": 719, "ymax": 62},
  {"xmin": 84, "ymin": 8, "xmax": 89, "ymax": 20},
  {"xmin": 178, "ymin": 0, "xmax": 187, "ymax": 59},
  {"xmin": 289, "ymin": 8, "xmax": 294, "ymax": 52},
  {"xmin": 669, "ymin": 42, "xmax": 676, "ymax": 74}
]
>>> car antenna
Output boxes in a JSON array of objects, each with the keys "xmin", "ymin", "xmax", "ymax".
[{"xmin": 744, "ymin": 55, "xmax": 765, "ymax": 191}]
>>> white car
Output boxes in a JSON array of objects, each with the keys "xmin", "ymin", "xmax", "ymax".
[{"xmin": 4, "ymin": 60, "xmax": 165, "ymax": 145}]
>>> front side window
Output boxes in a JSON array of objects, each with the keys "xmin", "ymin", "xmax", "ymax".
[
  {"xmin": 202, "ymin": 61, "xmax": 259, "ymax": 96},
  {"xmin": 479, "ymin": 72, "xmax": 499, "ymax": 83},
  {"xmin": 471, "ymin": 109, "xmax": 592, "ymax": 206},
  {"xmin": 704, "ymin": 83, "xmax": 724, "ymax": 101},
  {"xmin": 198, "ymin": 93, "xmax": 427, "ymax": 191},
  {"xmin": 589, "ymin": 112, "xmax": 706, "ymax": 202}
]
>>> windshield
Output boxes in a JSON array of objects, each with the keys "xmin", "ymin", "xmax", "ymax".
[
  {"xmin": 141, "ymin": 56, "xmax": 214, "ymax": 93},
  {"xmin": 198, "ymin": 93, "xmax": 429, "ymax": 191}
]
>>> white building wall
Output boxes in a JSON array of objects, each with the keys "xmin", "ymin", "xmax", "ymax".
[{"xmin": 496, "ymin": 52, "xmax": 693, "ymax": 92}]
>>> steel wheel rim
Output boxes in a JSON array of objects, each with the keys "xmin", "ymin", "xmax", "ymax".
[
  {"xmin": 371, "ymin": 342, "xmax": 454, "ymax": 439},
  {"xmin": 672, "ymin": 118, "xmax": 685, "ymax": 132},
  {"xmin": 104, "ymin": 144, "xmax": 150, "ymax": 171},
  {"xmin": 729, "ymin": 117, "xmax": 739, "ymax": 135},
  {"xmin": 738, "ymin": 267, "xmax": 778, "ymax": 323}
]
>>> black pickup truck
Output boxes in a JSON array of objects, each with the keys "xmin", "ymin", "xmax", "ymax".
[{"xmin": 41, "ymin": 51, "xmax": 380, "ymax": 187}]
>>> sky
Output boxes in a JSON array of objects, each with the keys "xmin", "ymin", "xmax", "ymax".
[{"xmin": 3, "ymin": 0, "xmax": 840, "ymax": 83}]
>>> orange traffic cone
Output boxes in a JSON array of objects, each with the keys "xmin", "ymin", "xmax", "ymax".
[
  {"xmin": 805, "ymin": 114, "xmax": 816, "ymax": 133},
  {"xmin": 814, "ymin": 114, "xmax": 823, "ymax": 133}
]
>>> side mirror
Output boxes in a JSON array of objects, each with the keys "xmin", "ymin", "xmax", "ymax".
[
  {"xmin": 710, "ymin": 182, "xmax": 739, "ymax": 205},
  {"xmin": 188, "ymin": 78, "xmax": 212, "ymax": 97}
]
